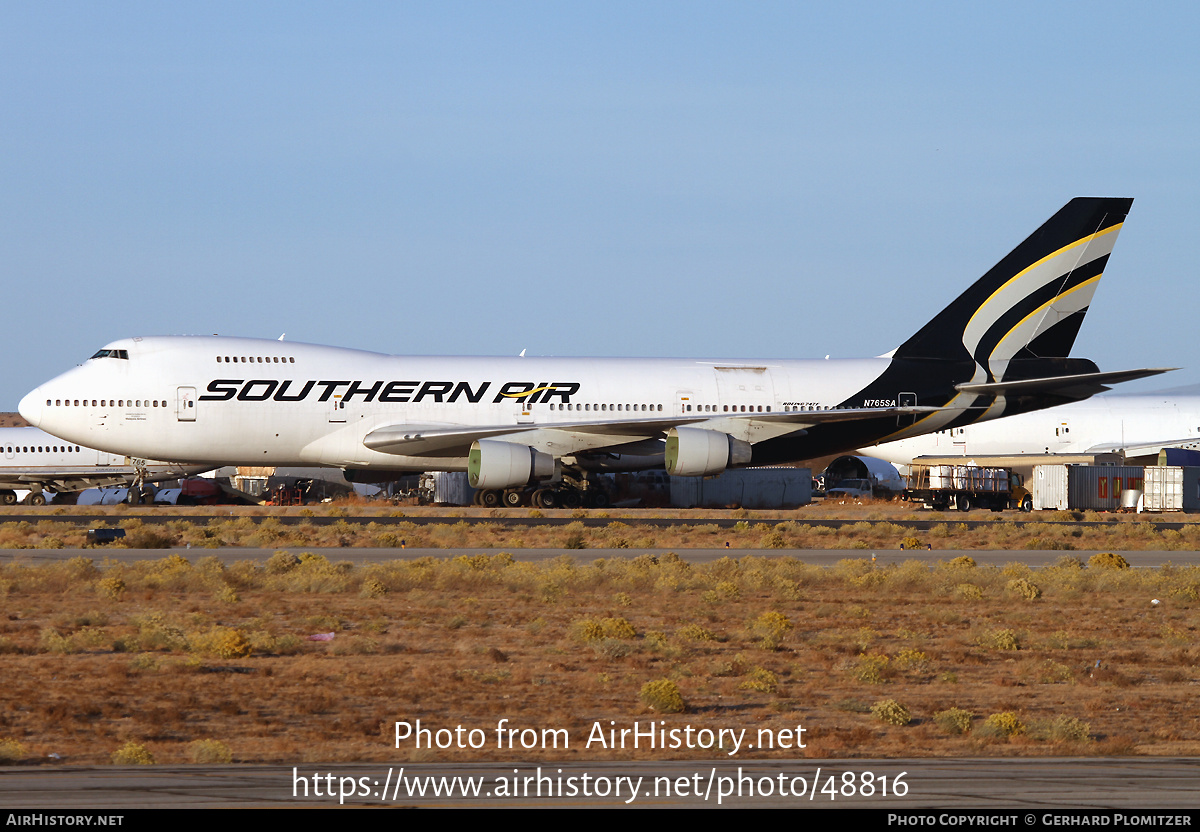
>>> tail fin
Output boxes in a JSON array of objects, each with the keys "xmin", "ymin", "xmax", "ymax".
[{"xmin": 894, "ymin": 197, "xmax": 1132, "ymax": 383}]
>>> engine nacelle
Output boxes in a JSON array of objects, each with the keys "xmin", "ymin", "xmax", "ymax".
[
  {"xmin": 467, "ymin": 439, "xmax": 555, "ymax": 489},
  {"xmin": 664, "ymin": 428, "xmax": 752, "ymax": 477}
]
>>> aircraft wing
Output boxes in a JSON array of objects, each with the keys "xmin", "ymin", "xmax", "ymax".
[
  {"xmin": 955, "ymin": 367, "xmax": 1175, "ymax": 399},
  {"xmin": 361, "ymin": 404, "xmax": 946, "ymax": 457},
  {"xmin": 0, "ymin": 464, "xmax": 210, "ymax": 494},
  {"xmin": 1082, "ymin": 437, "xmax": 1200, "ymax": 458}
]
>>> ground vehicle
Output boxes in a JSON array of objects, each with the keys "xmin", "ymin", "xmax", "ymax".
[
  {"xmin": 825, "ymin": 478, "xmax": 875, "ymax": 499},
  {"xmin": 903, "ymin": 464, "xmax": 1032, "ymax": 511}
]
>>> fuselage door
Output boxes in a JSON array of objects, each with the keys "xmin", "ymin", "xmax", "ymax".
[
  {"xmin": 1056, "ymin": 420, "xmax": 1071, "ymax": 446},
  {"xmin": 176, "ymin": 387, "xmax": 196, "ymax": 422},
  {"xmin": 329, "ymin": 396, "xmax": 347, "ymax": 423},
  {"xmin": 675, "ymin": 389, "xmax": 694, "ymax": 417}
]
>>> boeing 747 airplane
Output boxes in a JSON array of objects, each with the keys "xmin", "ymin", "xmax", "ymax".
[{"xmin": 19, "ymin": 198, "xmax": 1169, "ymax": 507}]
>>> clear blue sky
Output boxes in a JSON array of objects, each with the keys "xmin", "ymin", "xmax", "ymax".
[{"xmin": 2, "ymin": 1, "xmax": 1196, "ymax": 407}]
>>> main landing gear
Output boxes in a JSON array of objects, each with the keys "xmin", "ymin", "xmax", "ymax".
[{"xmin": 473, "ymin": 479, "xmax": 611, "ymax": 509}]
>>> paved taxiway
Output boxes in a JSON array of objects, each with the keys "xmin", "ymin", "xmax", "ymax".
[{"xmin": 2, "ymin": 759, "xmax": 1199, "ymax": 808}]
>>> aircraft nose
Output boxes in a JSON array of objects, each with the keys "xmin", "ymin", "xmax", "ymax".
[{"xmin": 18, "ymin": 388, "xmax": 44, "ymax": 427}]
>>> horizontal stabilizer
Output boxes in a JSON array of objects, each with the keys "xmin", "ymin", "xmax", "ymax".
[{"xmin": 955, "ymin": 367, "xmax": 1174, "ymax": 399}]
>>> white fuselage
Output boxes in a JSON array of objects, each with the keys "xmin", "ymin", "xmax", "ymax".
[
  {"xmin": 20, "ymin": 336, "xmax": 897, "ymax": 471},
  {"xmin": 0, "ymin": 426, "xmax": 210, "ymax": 491},
  {"xmin": 862, "ymin": 394, "xmax": 1200, "ymax": 465}
]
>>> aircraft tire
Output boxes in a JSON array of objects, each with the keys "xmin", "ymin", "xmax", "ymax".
[
  {"xmin": 479, "ymin": 489, "xmax": 502, "ymax": 508},
  {"xmin": 532, "ymin": 489, "xmax": 557, "ymax": 509},
  {"xmin": 26, "ymin": 492, "xmax": 47, "ymax": 507},
  {"xmin": 0, "ymin": 490, "xmax": 15, "ymax": 505},
  {"xmin": 587, "ymin": 489, "xmax": 610, "ymax": 509},
  {"xmin": 503, "ymin": 489, "xmax": 525, "ymax": 507},
  {"xmin": 561, "ymin": 490, "xmax": 583, "ymax": 509}
]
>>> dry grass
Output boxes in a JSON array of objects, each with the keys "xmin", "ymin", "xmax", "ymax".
[
  {"xmin": 3, "ymin": 504, "xmax": 1200, "ymax": 553},
  {"xmin": 0, "ymin": 551, "xmax": 1197, "ymax": 765}
]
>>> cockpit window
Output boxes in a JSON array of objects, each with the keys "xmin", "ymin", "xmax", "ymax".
[{"xmin": 89, "ymin": 349, "xmax": 129, "ymax": 360}]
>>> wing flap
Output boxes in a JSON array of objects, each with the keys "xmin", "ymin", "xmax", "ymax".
[{"xmin": 362, "ymin": 405, "xmax": 945, "ymax": 457}]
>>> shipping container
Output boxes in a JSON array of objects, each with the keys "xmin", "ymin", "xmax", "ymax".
[
  {"xmin": 1142, "ymin": 466, "xmax": 1200, "ymax": 512},
  {"xmin": 670, "ymin": 468, "xmax": 812, "ymax": 509},
  {"xmin": 1031, "ymin": 465, "xmax": 1145, "ymax": 511},
  {"xmin": 428, "ymin": 471, "xmax": 474, "ymax": 506}
]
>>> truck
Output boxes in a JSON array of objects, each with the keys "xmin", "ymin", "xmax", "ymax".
[{"xmin": 903, "ymin": 464, "xmax": 1032, "ymax": 512}]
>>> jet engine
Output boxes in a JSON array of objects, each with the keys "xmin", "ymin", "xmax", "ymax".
[
  {"xmin": 664, "ymin": 427, "xmax": 752, "ymax": 476},
  {"xmin": 467, "ymin": 439, "xmax": 555, "ymax": 489}
]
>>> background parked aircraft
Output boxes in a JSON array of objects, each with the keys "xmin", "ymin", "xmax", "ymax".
[
  {"xmin": 864, "ymin": 390, "xmax": 1200, "ymax": 468},
  {"xmin": 0, "ymin": 427, "xmax": 210, "ymax": 505}
]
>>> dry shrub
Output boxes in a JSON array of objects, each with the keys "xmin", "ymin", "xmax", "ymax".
[
  {"xmin": 97, "ymin": 576, "xmax": 126, "ymax": 601},
  {"xmin": 189, "ymin": 739, "xmax": 233, "ymax": 763},
  {"xmin": 1029, "ymin": 716, "xmax": 1091, "ymax": 743},
  {"xmin": 749, "ymin": 611, "xmax": 793, "ymax": 650},
  {"xmin": 265, "ymin": 550, "xmax": 300, "ymax": 574},
  {"xmin": 132, "ymin": 613, "xmax": 188, "ymax": 652},
  {"xmin": 893, "ymin": 649, "xmax": 929, "ymax": 673},
  {"xmin": 571, "ymin": 617, "xmax": 636, "ymax": 643},
  {"xmin": 191, "ymin": 626, "xmax": 252, "ymax": 659},
  {"xmin": 111, "ymin": 741, "xmax": 155, "ymax": 765},
  {"xmin": 933, "ymin": 708, "xmax": 973, "ymax": 735},
  {"xmin": 640, "ymin": 679, "xmax": 686, "ymax": 713},
  {"xmin": 1006, "ymin": 578, "xmax": 1041, "ymax": 601},
  {"xmin": 1089, "ymin": 552, "xmax": 1130, "ymax": 570},
  {"xmin": 714, "ymin": 580, "xmax": 740, "ymax": 600},
  {"xmin": 360, "ymin": 578, "xmax": 388, "ymax": 599},
  {"xmin": 678, "ymin": 624, "xmax": 717, "ymax": 642},
  {"xmin": 955, "ymin": 583, "xmax": 984, "ymax": 600},
  {"xmin": 871, "ymin": 699, "xmax": 911, "ymax": 725},
  {"xmin": 66, "ymin": 557, "xmax": 99, "ymax": 579},
  {"xmin": 762, "ymin": 531, "xmax": 787, "ymax": 549},
  {"xmin": 0, "ymin": 738, "xmax": 26, "ymax": 764},
  {"xmin": 856, "ymin": 653, "xmax": 891, "ymax": 684},
  {"xmin": 39, "ymin": 629, "xmax": 79, "ymax": 655},
  {"xmin": 979, "ymin": 628, "xmax": 1020, "ymax": 651},
  {"xmin": 124, "ymin": 527, "xmax": 174, "ymax": 549},
  {"xmin": 739, "ymin": 667, "xmax": 778, "ymax": 693},
  {"xmin": 209, "ymin": 582, "xmax": 239, "ymax": 604},
  {"xmin": 1038, "ymin": 660, "xmax": 1075, "ymax": 684},
  {"xmin": 979, "ymin": 712, "xmax": 1024, "ymax": 738}
]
